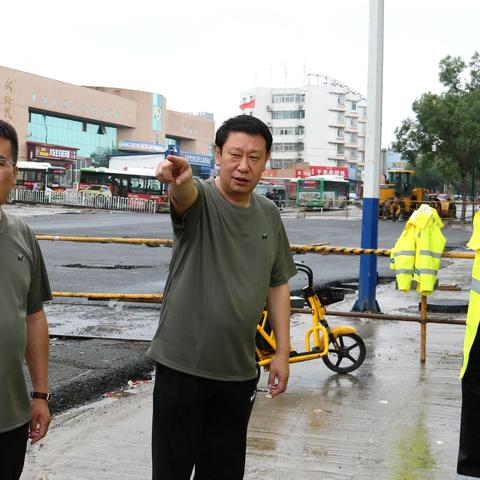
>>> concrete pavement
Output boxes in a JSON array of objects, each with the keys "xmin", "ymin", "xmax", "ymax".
[{"xmin": 22, "ymin": 254, "xmax": 474, "ymax": 480}]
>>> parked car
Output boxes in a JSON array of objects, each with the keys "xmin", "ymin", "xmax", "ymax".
[{"xmin": 81, "ymin": 185, "xmax": 112, "ymax": 198}]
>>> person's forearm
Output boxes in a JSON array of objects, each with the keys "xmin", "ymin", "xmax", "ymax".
[
  {"xmin": 266, "ymin": 283, "xmax": 291, "ymax": 357},
  {"xmin": 25, "ymin": 309, "xmax": 49, "ymax": 392},
  {"xmin": 169, "ymin": 178, "xmax": 198, "ymax": 215}
]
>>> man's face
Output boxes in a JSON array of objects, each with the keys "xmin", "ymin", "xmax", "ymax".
[
  {"xmin": 214, "ymin": 132, "xmax": 270, "ymax": 205},
  {"xmin": 0, "ymin": 137, "xmax": 17, "ymax": 205}
]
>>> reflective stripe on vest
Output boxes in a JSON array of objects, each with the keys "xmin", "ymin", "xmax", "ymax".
[
  {"xmin": 393, "ymin": 250, "xmax": 415, "ymax": 257},
  {"xmin": 415, "ymin": 269, "xmax": 438, "ymax": 276},
  {"xmin": 419, "ymin": 250, "xmax": 442, "ymax": 259}
]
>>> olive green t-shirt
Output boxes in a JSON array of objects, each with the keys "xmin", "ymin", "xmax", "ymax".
[
  {"xmin": 0, "ymin": 208, "xmax": 52, "ymax": 433},
  {"xmin": 148, "ymin": 179, "xmax": 297, "ymax": 381}
]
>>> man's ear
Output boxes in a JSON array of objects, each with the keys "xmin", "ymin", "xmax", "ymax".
[{"xmin": 214, "ymin": 146, "xmax": 221, "ymax": 167}]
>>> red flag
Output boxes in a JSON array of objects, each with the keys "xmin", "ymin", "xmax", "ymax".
[{"xmin": 240, "ymin": 98, "xmax": 255, "ymax": 110}]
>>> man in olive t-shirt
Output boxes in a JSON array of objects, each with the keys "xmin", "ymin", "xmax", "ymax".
[
  {"xmin": 0, "ymin": 120, "xmax": 52, "ymax": 480},
  {"xmin": 149, "ymin": 115, "xmax": 296, "ymax": 480}
]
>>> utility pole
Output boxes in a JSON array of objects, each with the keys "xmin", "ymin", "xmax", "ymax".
[{"xmin": 352, "ymin": 0, "xmax": 384, "ymax": 312}]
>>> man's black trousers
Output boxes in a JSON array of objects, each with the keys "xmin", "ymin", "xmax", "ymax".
[
  {"xmin": 458, "ymin": 329, "xmax": 480, "ymax": 477},
  {"xmin": 0, "ymin": 422, "xmax": 29, "ymax": 480},
  {"xmin": 152, "ymin": 363, "xmax": 257, "ymax": 480}
]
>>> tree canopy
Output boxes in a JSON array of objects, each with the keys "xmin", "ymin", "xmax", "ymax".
[{"xmin": 392, "ymin": 52, "xmax": 480, "ymax": 219}]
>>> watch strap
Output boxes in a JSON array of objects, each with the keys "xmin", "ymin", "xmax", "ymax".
[{"xmin": 31, "ymin": 391, "xmax": 51, "ymax": 401}]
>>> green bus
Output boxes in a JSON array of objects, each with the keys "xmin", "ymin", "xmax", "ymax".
[{"xmin": 296, "ymin": 175, "xmax": 349, "ymax": 210}]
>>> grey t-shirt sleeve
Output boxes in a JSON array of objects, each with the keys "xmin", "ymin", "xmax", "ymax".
[
  {"xmin": 270, "ymin": 217, "xmax": 297, "ymax": 287},
  {"xmin": 26, "ymin": 240, "xmax": 52, "ymax": 315}
]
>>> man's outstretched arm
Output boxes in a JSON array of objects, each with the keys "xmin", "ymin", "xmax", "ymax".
[{"xmin": 156, "ymin": 155, "xmax": 198, "ymax": 217}]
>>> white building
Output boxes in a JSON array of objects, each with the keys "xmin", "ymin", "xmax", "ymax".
[{"xmin": 240, "ymin": 76, "xmax": 367, "ymax": 181}]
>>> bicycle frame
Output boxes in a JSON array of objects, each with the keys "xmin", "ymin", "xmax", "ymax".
[{"xmin": 256, "ymin": 264, "xmax": 359, "ymax": 369}]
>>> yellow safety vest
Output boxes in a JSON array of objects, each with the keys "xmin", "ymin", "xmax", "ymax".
[
  {"xmin": 390, "ymin": 205, "xmax": 446, "ymax": 295},
  {"xmin": 460, "ymin": 210, "xmax": 480, "ymax": 378},
  {"xmin": 412, "ymin": 208, "xmax": 446, "ymax": 295},
  {"xmin": 390, "ymin": 222, "xmax": 416, "ymax": 291}
]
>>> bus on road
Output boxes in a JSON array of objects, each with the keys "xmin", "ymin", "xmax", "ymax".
[
  {"xmin": 79, "ymin": 166, "xmax": 169, "ymax": 212},
  {"xmin": 296, "ymin": 175, "xmax": 349, "ymax": 209},
  {"xmin": 16, "ymin": 161, "xmax": 67, "ymax": 192}
]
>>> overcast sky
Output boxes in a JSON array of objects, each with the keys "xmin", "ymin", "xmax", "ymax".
[{"xmin": 3, "ymin": 0, "xmax": 479, "ymax": 147}]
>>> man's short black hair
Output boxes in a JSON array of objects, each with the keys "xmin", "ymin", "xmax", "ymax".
[
  {"xmin": 215, "ymin": 115, "xmax": 272, "ymax": 154},
  {"xmin": 0, "ymin": 120, "xmax": 19, "ymax": 163}
]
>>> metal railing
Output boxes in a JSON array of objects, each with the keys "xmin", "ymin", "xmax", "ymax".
[{"xmin": 8, "ymin": 188, "xmax": 157, "ymax": 214}]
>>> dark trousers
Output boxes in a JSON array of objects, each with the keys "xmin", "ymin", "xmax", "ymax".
[
  {"xmin": 152, "ymin": 364, "xmax": 257, "ymax": 480},
  {"xmin": 0, "ymin": 422, "xmax": 29, "ymax": 480},
  {"xmin": 458, "ymin": 329, "xmax": 480, "ymax": 476}
]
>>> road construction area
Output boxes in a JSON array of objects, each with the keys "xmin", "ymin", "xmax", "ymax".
[{"xmin": 4, "ymin": 204, "xmax": 473, "ymax": 479}]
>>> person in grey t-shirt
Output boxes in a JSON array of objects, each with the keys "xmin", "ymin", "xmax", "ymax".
[
  {"xmin": 0, "ymin": 120, "xmax": 52, "ymax": 480},
  {"xmin": 150, "ymin": 115, "xmax": 296, "ymax": 479}
]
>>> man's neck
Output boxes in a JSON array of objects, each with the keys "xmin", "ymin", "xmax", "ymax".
[{"xmin": 214, "ymin": 177, "xmax": 251, "ymax": 208}]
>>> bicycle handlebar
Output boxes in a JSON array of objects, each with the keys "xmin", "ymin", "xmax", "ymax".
[{"xmin": 294, "ymin": 262, "xmax": 313, "ymax": 289}]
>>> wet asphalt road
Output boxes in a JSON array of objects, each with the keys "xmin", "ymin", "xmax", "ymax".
[{"xmin": 22, "ymin": 207, "xmax": 470, "ymax": 294}]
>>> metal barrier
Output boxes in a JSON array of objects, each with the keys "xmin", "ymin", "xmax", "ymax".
[{"xmin": 8, "ymin": 188, "xmax": 157, "ymax": 214}]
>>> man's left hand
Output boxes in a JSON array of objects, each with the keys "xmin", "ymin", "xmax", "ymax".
[
  {"xmin": 29, "ymin": 399, "xmax": 51, "ymax": 444},
  {"xmin": 267, "ymin": 355, "xmax": 290, "ymax": 397}
]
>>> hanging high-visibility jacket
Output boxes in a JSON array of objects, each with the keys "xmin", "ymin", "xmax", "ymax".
[
  {"xmin": 389, "ymin": 218, "xmax": 416, "ymax": 291},
  {"xmin": 412, "ymin": 206, "xmax": 446, "ymax": 295},
  {"xmin": 390, "ymin": 204, "xmax": 446, "ymax": 295},
  {"xmin": 460, "ymin": 210, "xmax": 480, "ymax": 378}
]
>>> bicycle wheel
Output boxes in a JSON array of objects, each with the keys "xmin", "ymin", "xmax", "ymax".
[{"xmin": 322, "ymin": 333, "xmax": 366, "ymax": 374}]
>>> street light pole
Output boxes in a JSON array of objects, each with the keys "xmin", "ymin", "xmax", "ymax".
[{"xmin": 352, "ymin": 0, "xmax": 384, "ymax": 312}]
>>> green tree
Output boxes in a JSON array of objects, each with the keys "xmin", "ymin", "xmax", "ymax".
[
  {"xmin": 91, "ymin": 147, "xmax": 110, "ymax": 168},
  {"xmin": 410, "ymin": 156, "xmax": 451, "ymax": 193},
  {"xmin": 392, "ymin": 52, "xmax": 480, "ymax": 221}
]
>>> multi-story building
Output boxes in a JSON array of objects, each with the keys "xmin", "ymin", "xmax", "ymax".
[
  {"xmin": 240, "ymin": 76, "xmax": 367, "ymax": 183},
  {"xmin": 0, "ymin": 66, "xmax": 215, "ymax": 183}
]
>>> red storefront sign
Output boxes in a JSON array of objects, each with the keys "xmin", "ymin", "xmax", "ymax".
[
  {"xmin": 296, "ymin": 166, "xmax": 348, "ymax": 179},
  {"xmin": 27, "ymin": 142, "xmax": 78, "ymax": 162}
]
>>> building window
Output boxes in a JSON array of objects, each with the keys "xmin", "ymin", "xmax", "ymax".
[
  {"xmin": 351, "ymin": 101, "xmax": 357, "ymax": 111},
  {"xmin": 28, "ymin": 112, "xmax": 117, "ymax": 160},
  {"xmin": 42, "ymin": 95, "xmax": 47, "ymax": 105},
  {"xmin": 337, "ymin": 111, "xmax": 345, "ymax": 123},
  {"xmin": 337, "ymin": 128, "xmax": 344, "ymax": 139},
  {"xmin": 337, "ymin": 94, "xmax": 345, "ymax": 105},
  {"xmin": 272, "ymin": 93, "xmax": 305, "ymax": 103},
  {"xmin": 337, "ymin": 144, "xmax": 344, "ymax": 154},
  {"xmin": 350, "ymin": 133, "xmax": 358, "ymax": 144},
  {"xmin": 32, "ymin": 93, "xmax": 36, "ymax": 103},
  {"xmin": 349, "ymin": 117, "xmax": 358, "ymax": 128},
  {"xmin": 273, "ymin": 127, "xmax": 303, "ymax": 135},
  {"xmin": 272, "ymin": 110, "xmax": 305, "ymax": 120}
]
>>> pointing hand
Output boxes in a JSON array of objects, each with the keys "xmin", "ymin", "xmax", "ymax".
[{"xmin": 156, "ymin": 155, "xmax": 192, "ymax": 186}]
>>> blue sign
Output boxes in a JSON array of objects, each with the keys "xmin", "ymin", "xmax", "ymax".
[{"xmin": 180, "ymin": 151, "xmax": 213, "ymax": 167}]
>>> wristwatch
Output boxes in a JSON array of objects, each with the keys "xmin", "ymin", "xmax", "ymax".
[{"xmin": 31, "ymin": 391, "xmax": 51, "ymax": 401}]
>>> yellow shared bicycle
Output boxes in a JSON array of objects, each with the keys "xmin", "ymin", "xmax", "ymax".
[{"xmin": 256, "ymin": 262, "xmax": 366, "ymax": 376}]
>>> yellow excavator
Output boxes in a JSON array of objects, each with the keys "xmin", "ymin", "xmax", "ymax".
[{"xmin": 379, "ymin": 169, "xmax": 456, "ymax": 219}]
